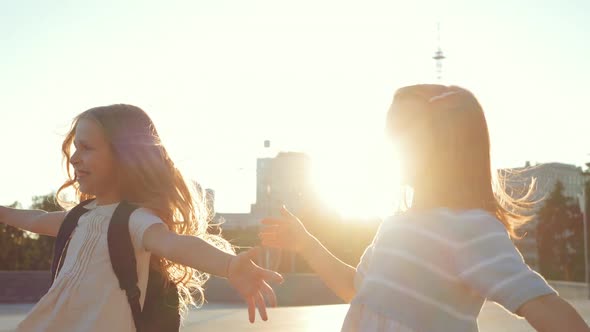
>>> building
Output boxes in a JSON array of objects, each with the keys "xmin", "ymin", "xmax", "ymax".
[
  {"xmin": 250, "ymin": 152, "xmax": 314, "ymax": 217},
  {"xmin": 504, "ymin": 162, "xmax": 586, "ymax": 270},
  {"xmin": 211, "ymin": 152, "xmax": 316, "ymax": 271},
  {"xmin": 211, "ymin": 152, "xmax": 314, "ymax": 230}
]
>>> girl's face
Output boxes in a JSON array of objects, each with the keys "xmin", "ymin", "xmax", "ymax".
[{"xmin": 70, "ymin": 118, "xmax": 120, "ymax": 204}]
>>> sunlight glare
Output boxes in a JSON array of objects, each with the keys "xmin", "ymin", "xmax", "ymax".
[{"xmin": 311, "ymin": 139, "xmax": 401, "ymax": 219}]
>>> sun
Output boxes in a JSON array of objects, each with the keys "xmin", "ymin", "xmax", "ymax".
[{"xmin": 311, "ymin": 140, "xmax": 402, "ymax": 219}]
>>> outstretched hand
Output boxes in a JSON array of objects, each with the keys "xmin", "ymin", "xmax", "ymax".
[
  {"xmin": 259, "ymin": 206, "xmax": 312, "ymax": 253},
  {"xmin": 227, "ymin": 247, "xmax": 284, "ymax": 323}
]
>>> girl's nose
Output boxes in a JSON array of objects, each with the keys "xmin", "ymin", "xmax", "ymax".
[{"xmin": 70, "ymin": 150, "xmax": 80, "ymax": 165}]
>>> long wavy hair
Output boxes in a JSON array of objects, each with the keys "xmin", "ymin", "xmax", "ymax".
[
  {"xmin": 386, "ymin": 84, "xmax": 536, "ymax": 238},
  {"xmin": 56, "ymin": 104, "xmax": 232, "ymax": 317}
]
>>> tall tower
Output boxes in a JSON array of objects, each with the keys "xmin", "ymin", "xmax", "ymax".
[{"xmin": 432, "ymin": 23, "xmax": 446, "ymax": 81}]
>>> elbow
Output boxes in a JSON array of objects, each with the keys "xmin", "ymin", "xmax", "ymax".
[{"xmin": 340, "ymin": 289, "xmax": 356, "ymax": 304}]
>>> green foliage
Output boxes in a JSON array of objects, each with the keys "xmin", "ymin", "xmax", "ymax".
[
  {"xmin": 537, "ymin": 181, "xmax": 584, "ymax": 281},
  {"xmin": 0, "ymin": 193, "xmax": 62, "ymax": 270},
  {"xmin": 0, "ymin": 201, "xmax": 29, "ymax": 269}
]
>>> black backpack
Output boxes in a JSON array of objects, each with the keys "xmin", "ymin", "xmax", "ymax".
[{"xmin": 50, "ymin": 200, "xmax": 180, "ymax": 332}]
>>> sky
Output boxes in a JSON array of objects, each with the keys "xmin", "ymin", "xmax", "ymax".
[{"xmin": 1, "ymin": 0, "xmax": 589, "ymax": 217}]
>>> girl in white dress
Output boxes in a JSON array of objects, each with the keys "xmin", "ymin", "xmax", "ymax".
[
  {"xmin": 260, "ymin": 84, "xmax": 589, "ymax": 332},
  {"xmin": 0, "ymin": 104, "xmax": 282, "ymax": 331}
]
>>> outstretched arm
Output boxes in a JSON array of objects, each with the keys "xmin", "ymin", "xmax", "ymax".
[
  {"xmin": 0, "ymin": 205, "xmax": 66, "ymax": 237},
  {"xmin": 298, "ymin": 232, "xmax": 357, "ymax": 302},
  {"xmin": 143, "ymin": 224, "xmax": 283, "ymax": 323},
  {"xmin": 259, "ymin": 206, "xmax": 357, "ymax": 302},
  {"xmin": 517, "ymin": 294, "xmax": 589, "ymax": 332}
]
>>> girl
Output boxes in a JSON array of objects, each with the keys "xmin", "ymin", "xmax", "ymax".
[
  {"xmin": 0, "ymin": 104, "xmax": 282, "ymax": 331},
  {"xmin": 260, "ymin": 84, "xmax": 589, "ymax": 331}
]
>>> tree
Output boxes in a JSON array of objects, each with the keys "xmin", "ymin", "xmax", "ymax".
[
  {"xmin": 0, "ymin": 193, "xmax": 63, "ymax": 270},
  {"xmin": 0, "ymin": 201, "xmax": 29, "ymax": 270},
  {"xmin": 25, "ymin": 193, "xmax": 63, "ymax": 270},
  {"xmin": 537, "ymin": 181, "xmax": 584, "ymax": 281}
]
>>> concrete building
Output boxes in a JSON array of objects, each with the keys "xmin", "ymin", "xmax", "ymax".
[
  {"xmin": 250, "ymin": 152, "xmax": 314, "ymax": 217},
  {"xmin": 212, "ymin": 152, "xmax": 314, "ymax": 230}
]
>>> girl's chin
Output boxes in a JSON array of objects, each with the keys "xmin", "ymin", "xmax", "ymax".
[{"xmin": 77, "ymin": 183, "xmax": 95, "ymax": 196}]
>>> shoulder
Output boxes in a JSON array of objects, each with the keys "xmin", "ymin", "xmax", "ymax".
[
  {"xmin": 129, "ymin": 207, "xmax": 164, "ymax": 225},
  {"xmin": 378, "ymin": 209, "xmax": 502, "ymax": 232},
  {"xmin": 128, "ymin": 207, "xmax": 168, "ymax": 237},
  {"xmin": 127, "ymin": 207, "xmax": 168, "ymax": 251},
  {"xmin": 377, "ymin": 209, "xmax": 509, "ymax": 245},
  {"xmin": 446, "ymin": 209, "xmax": 508, "ymax": 241}
]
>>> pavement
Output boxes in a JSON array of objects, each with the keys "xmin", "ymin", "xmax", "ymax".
[{"xmin": 1, "ymin": 299, "xmax": 589, "ymax": 331}]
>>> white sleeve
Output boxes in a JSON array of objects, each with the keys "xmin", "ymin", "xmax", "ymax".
[
  {"xmin": 128, "ymin": 208, "xmax": 168, "ymax": 252},
  {"xmin": 454, "ymin": 215, "xmax": 557, "ymax": 314},
  {"xmin": 354, "ymin": 244, "xmax": 374, "ymax": 291}
]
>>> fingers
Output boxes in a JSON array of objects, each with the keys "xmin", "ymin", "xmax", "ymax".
[
  {"xmin": 259, "ymin": 235, "xmax": 277, "ymax": 246},
  {"xmin": 259, "ymin": 225, "xmax": 280, "ymax": 232},
  {"xmin": 244, "ymin": 246, "xmax": 261, "ymax": 261},
  {"xmin": 262, "ymin": 206, "xmax": 297, "ymax": 226},
  {"xmin": 261, "ymin": 280, "xmax": 278, "ymax": 308},
  {"xmin": 258, "ymin": 225, "xmax": 279, "ymax": 237},
  {"xmin": 260, "ymin": 239, "xmax": 283, "ymax": 249},
  {"xmin": 255, "ymin": 291, "xmax": 268, "ymax": 321},
  {"xmin": 280, "ymin": 205, "xmax": 295, "ymax": 218},
  {"xmin": 258, "ymin": 226, "xmax": 279, "ymax": 242},
  {"xmin": 247, "ymin": 297, "xmax": 256, "ymax": 323},
  {"xmin": 259, "ymin": 227, "xmax": 288, "ymax": 249},
  {"xmin": 258, "ymin": 266, "xmax": 284, "ymax": 284}
]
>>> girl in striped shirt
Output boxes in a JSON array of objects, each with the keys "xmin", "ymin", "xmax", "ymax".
[{"xmin": 260, "ymin": 84, "xmax": 589, "ymax": 331}]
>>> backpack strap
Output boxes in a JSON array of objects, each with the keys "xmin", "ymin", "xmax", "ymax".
[
  {"xmin": 107, "ymin": 201, "xmax": 142, "ymax": 332},
  {"xmin": 50, "ymin": 199, "xmax": 95, "ymax": 284}
]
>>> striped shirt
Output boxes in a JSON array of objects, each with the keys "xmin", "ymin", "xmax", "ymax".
[{"xmin": 345, "ymin": 208, "xmax": 556, "ymax": 332}]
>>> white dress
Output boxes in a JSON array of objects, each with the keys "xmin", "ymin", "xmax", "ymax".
[
  {"xmin": 341, "ymin": 242, "xmax": 418, "ymax": 332},
  {"xmin": 342, "ymin": 304, "xmax": 418, "ymax": 332},
  {"xmin": 16, "ymin": 201, "xmax": 166, "ymax": 332}
]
